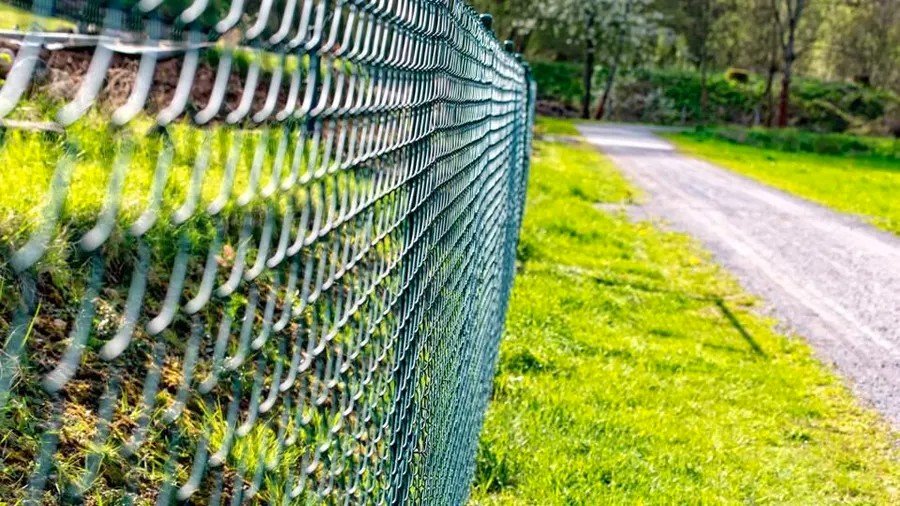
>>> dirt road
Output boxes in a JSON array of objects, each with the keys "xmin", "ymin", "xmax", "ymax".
[{"xmin": 577, "ymin": 123, "xmax": 900, "ymax": 427}]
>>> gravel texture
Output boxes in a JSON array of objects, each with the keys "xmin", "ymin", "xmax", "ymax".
[{"xmin": 578, "ymin": 123, "xmax": 900, "ymax": 427}]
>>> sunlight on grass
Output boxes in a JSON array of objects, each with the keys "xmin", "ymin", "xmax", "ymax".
[
  {"xmin": 666, "ymin": 132, "xmax": 900, "ymax": 236},
  {"xmin": 533, "ymin": 116, "xmax": 581, "ymax": 137},
  {"xmin": 0, "ymin": 3, "xmax": 74, "ymax": 31},
  {"xmin": 0, "ymin": 117, "xmax": 276, "ymax": 241},
  {"xmin": 470, "ymin": 136, "xmax": 899, "ymax": 504}
]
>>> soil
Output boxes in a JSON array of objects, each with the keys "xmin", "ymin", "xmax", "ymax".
[{"xmin": 0, "ymin": 40, "xmax": 291, "ymax": 123}]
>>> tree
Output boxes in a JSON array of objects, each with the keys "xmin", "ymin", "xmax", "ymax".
[
  {"xmin": 655, "ymin": 0, "xmax": 734, "ymax": 120},
  {"xmin": 479, "ymin": 0, "xmax": 896, "ymax": 129},
  {"xmin": 815, "ymin": 0, "xmax": 900, "ymax": 94},
  {"xmin": 539, "ymin": 0, "xmax": 658, "ymax": 119},
  {"xmin": 469, "ymin": 0, "xmax": 543, "ymax": 53},
  {"xmin": 535, "ymin": 0, "xmax": 607, "ymax": 118},
  {"xmin": 771, "ymin": 0, "xmax": 811, "ymax": 127},
  {"xmin": 594, "ymin": 0, "xmax": 634, "ymax": 119},
  {"xmin": 739, "ymin": 0, "xmax": 783, "ymax": 126},
  {"xmin": 583, "ymin": 8, "xmax": 598, "ymax": 119},
  {"xmin": 690, "ymin": 0, "xmax": 733, "ymax": 120}
]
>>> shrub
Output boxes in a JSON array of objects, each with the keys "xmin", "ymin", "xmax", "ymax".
[
  {"xmin": 688, "ymin": 126, "xmax": 897, "ymax": 158},
  {"xmin": 608, "ymin": 67, "xmax": 759, "ymax": 125},
  {"xmin": 530, "ymin": 60, "xmax": 899, "ymax": 133},
  {"xmin": 530, "ymin": 60, "xmax": 583, "ymax": 106}
]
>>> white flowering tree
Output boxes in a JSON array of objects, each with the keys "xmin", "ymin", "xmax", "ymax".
[
  {"xmin": 539, "ymin": 0, "xmax": 660, "ymax": 119},
  {"xmin": 469, "ymin": 0, "xmax": 542, "ymax": 53}
]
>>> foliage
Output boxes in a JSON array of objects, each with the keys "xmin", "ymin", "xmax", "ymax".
[
  {"xmin": 804, "ymin": 0, "xmax": 900, "ymax": 95},
  {"xmin": 529, "ymin": 64, "xmax": 899, "ymax": 132},
  {"xmin": 540, "ymin": 0, "xmax": 661, "ymax": 65},
  {"xmin": 533, "ymin": 116, "xmax": 582, "ymax": 137},
  {"xmin": 667, "ymin": 131, "xmax": 900, "ymax": 235},
  {"xmin": 544, "ymin": 0, "xmax": 663, "ymax": 118},
  {"xmin": 613, "ymin": 67, "xmax": 758, "ymax": 124},
  {"xmin": 470, "ymin": 133, "xmax": 900, "ymax": 504},
  {"xmin": 530, "ymin": 61, "xmax": 583, "ymax": 104},
  {"xmin": 477, "ymin": 0, "xmax": 900, "ymax": 121},
  {"xmin": 682, "ymin": 126, "xmax": 899, "ymax": 158},
  {"xmin": 468, "ymin": 0, "xmax": 542, "ymax": 53}
]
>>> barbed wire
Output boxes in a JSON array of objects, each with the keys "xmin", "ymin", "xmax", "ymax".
[{"xmin": 0, "ymin": 0, "xmax": 533, "ymax": 503}]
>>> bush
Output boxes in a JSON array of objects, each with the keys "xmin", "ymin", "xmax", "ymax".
[
  {"xmin": 530, "ymin": 60, "xmax": 899, "ymax": 133},
  {"xmin": 610, "ymin": 71, "xmax": 682, "ymax": 124},
  {"xmin": 530, "ymin": 60, "xmax": 583, "ymax": 106},
  {"xmin": 609, "ymin": 67, "xmax": 759, "ymax": 125},
  {"xmin": 688, "ymin": 126, "xmax": 897, "ymax": 158}
]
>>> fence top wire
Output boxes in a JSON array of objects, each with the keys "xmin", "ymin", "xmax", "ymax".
[{"xmin": 0, "ymin": 0, "xmax": 534, "ymax": 503}]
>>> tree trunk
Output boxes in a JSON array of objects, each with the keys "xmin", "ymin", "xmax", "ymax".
[
  {"xmin": 519, "ymin": 30, "xmax": 533, "ymax": 54},
  {"xmin": 777, "ymin": 63, "xmax": 791, "ymax": 127},
  {"xmin": 696, "ymin": 2, "xmax": 710, "ymax": 123},
  {"xmin": 699, "ymin": 56, "xmax": 709, "ymax": 123},
  {"xmin": 778, "ymin": 32, "xmax": 795, "ymax": 128},
  {"xmin": 777, "ymin": 0, "xmax": 804, "ymax": 128},
  {"xmin": 594, "ymin": 61, "xmax": 618, "ymax": 120},
  {"xmin": 581, "ymin": 13, "xmax": 596, "ymax": 119},
  {"xmin": 594, "ymin": 0, "xmax": 633, "ymax": 120},
  {"xmin": 777, "ymin": 19, "xmax": 796, "ymax": 128},
  {"xmin": 581, "ymin": 46, "xmax": 595, "ymax": 119},
  {"xmin": 763, "ymin": 62, "xmax": 777, "ymax": 127}
]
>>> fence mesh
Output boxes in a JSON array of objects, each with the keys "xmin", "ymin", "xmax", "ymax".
[{"xmin": 0, "ymin": 0, "xmax": 534, "ymax": 503}]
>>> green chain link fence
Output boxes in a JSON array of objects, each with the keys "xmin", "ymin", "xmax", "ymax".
[{"xmin": 0, "ymin": 0, "xmax": 534, "ymax": 503}]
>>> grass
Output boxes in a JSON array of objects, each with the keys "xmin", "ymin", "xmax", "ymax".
[
  {"xmin": 470, "ymin": 137, "xmax": 900, "ymax": 504},
  {"xmin": 0, "ymin": 107, "xmax": 375, "ymax": 502},
  {"xmin": 665, "ymin": 131, "xmax": 900, "ymax": 235},
  {"xmin": 0, "ymin": 3, "xmax": 74, "ymax": 31},
  {"xmin": 686, "ymin": 126, "xmax": 899, "ymax": 158},
  {"xmin": 533, "ymin": 116, "xmax": 581, "ymax": 137}
]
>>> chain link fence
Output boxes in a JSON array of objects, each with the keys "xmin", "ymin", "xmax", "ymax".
[{"xmin": 0, "ymin": 0, "xmax": 534, "ymax": 503}]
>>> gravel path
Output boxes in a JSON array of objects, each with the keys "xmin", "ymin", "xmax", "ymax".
[{"xmin": 577, "ymin": 123, "xmax": 900, "ymax": 427}]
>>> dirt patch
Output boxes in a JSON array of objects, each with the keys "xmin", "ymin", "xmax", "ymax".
[{"xmin": 0, "ymin": 42, "xmax": 291, "ymax": 123}]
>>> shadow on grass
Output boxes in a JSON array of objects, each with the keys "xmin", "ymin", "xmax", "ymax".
[
  {"xmin": 713, "ymin": 298, "xmax": 767, "ymax": 358},
  {"xmin": 588, "ymin": 269, "xmax": 767, "ymax": 358}
]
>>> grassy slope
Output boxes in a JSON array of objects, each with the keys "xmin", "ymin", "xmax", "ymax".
[
  {"xmin": 665, "ymin": 133, "xmax": 900, "ymax": 236},
  {"xmin": 470, "ymin": 138, "xmax": 899, "ymax": 504}
]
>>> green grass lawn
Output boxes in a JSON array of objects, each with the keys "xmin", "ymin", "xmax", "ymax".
[
  {"xmin": 0, "ymin": 109, "xmax": 335, "ymax": 500},
  {"xmin": 533, "ymin": 115, "xmax": 582, "ymax": 137},
  {"xmin": 470, "ymin": 137, "xmax": 899, "ymax": 504},
  {"xmin": 0, "ymin": 3, "xmax": 74, "ymax": 30},
  {"xmin": 665, "ymin": 132, "xmax": 900, "ymax": 235}
]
